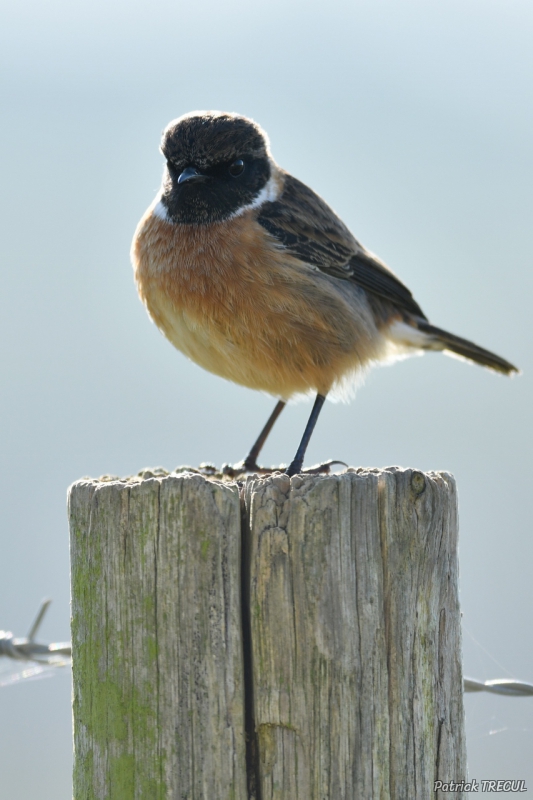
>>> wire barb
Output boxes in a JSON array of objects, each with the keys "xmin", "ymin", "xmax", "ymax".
[
  {"xmin": 2, "ymin": 601, "xmax": 533, "ymax": 697},
  {"xmin": 463, "ymin": 677, "xmax": 533, "ymax": 697},
  {"xmin": 0, "ymin": 599, "xmax": 71, "ymax": 666}
]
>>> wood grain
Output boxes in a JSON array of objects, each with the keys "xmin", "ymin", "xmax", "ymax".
[
  {"xmin": 70, "ymin": 467, "xmax": 465, "ymax": 799},
  {"xmin": 69, "ymin": 472, "xmax": 246, "ymax": 800},
  {"xmin": 244, "ymin": 468, "xmax": 465, "ymax": 799}
]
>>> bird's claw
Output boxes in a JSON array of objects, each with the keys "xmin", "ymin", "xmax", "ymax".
[
  {"xmin": 221, "ymin": 461, "xmax": 279, "ymax": 478},
  {"xmin": 219, "ymin": 459, "xmax": 347, "ymax": 479},
  {"xmin": 301, "ymin": 459, "xmax": 348, "ymax": 475}
]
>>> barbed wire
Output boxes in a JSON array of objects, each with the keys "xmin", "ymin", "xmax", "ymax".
[
  {"xmin": 0, "ymin": 599, "xmax": 71, "ymax": 667},
  {"xmin": 2, "ymin": 600, "xmax": 532, "ymax": 696},
  {"xmin": 463, "ymin": 677, "xmax": 533, "ymax": 697}
]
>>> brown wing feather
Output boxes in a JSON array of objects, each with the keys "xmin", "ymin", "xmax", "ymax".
[{"xmin": 257, "ymin": 173, "xmax": 427, "ymax": 320}]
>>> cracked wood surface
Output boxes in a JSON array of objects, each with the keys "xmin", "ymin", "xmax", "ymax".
[
  {"xmin": 69, "ymin": 473, "xmax": 246, "ymax": 800},
  {"xmin": 244, "ymin": 469, "xmax": 466, "ymax": 799},
  {"xmin": 69, "ymin": 467, "xmax": 465, "ymax": 799}
]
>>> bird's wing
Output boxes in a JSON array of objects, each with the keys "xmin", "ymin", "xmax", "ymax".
[{"xmin": 257, "ymin": 173, "xmax": 427, "ymax": 320}]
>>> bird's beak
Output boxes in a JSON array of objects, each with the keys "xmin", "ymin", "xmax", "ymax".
[{"xmin": 177, "ymin": 166, "xmax": 208, "ymax": 185}]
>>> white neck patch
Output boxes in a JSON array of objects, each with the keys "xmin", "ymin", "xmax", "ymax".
[
  {"xmin": 227, "ymin": 172, "xmax": 281, "ymax": 220},
  {"xmin": 151, "ymin": 163, "xmax": 281, "ymax": 224},
  {"xmin": 152, "ymin": 192, "xmax": 170, "ymax": 222}
]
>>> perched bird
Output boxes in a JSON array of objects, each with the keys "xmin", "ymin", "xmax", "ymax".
[{"xmin": 132, "ymin": 111, "xmax": 518, "ymax": 476}]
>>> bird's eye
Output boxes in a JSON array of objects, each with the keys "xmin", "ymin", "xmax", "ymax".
[{"xmin": 228, "ymin": 159, "xmax": 245, "ymax": 177}]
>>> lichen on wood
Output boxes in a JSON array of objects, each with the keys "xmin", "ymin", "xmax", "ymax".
[
  {"xmin": 70, "ymin": 466, "xmax": 465, "ymax": 800},
  {"xmin": 244, "ymin": 468, "xmax": 465, "ymax": 799},
  {"xmin": 69, "ymin": 472, "xmax": 246, "ymax": 800}
]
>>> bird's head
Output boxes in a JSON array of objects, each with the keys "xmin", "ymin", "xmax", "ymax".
[{"xmin": 158, "ymin": 111, "xmax": 275, "ymax": 224}]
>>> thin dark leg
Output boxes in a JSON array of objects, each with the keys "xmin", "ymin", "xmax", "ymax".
[
  {"xmin": 242, "ymin": 399, "xmax": 286, "ymax": 470},
  {"xmin": 286, "ymin": 393, "xmax": 327, "ymax": 477}
]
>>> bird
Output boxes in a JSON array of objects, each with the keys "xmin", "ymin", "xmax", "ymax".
[{"xmin": 131, "ymin": 111, "xmax": 518, "ymax": 477}]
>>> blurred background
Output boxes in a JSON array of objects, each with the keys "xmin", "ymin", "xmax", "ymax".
[{"xmin": 1, "ymin": 0, "xmax": 531, "ymax": 795}]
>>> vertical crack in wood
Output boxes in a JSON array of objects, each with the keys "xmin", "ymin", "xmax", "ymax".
[
  {"xmin": 154, "ymin": 481, "xmax": 162, "ymax": 796},
  {"xmin": 377, "ymin": 472, "xmax": 395, "ymax": 800},
  {"xmin": 240, "ymin": 489, "xmax": 262, "ymax": 800},
  {"xmin": 70, "ymin": 469, "xmax": 464, "ymax": 799}
]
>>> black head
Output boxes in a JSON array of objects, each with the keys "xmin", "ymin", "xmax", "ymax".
[{"xmin": 158, "ymin": 112, "xmax": 272, "ymax": 225}]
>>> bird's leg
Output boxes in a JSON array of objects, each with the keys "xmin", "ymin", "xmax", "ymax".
[
  {"xmin": 286, "ymin": 394, "xmax": 327, "ymax": 477},
  {"xmin": 242, "ymin": 399, "xmax": 286, "ymax": 470},
  {"xmin": 223, "ymin": 400, "xmax": 286, "ymax": 476}
]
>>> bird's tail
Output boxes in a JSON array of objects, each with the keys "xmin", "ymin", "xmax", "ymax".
[{"xmin": 416, "ymin": 320, "xmax": 519, "ymax": 375}]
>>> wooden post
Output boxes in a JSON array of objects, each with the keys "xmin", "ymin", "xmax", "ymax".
[
  {"xmin": 69, "ymin": 467, "xmax": 466, "ymax": 799},
  {"xmin": 69, "ymin": 473, "xmax": 246, "ymax": 799}
]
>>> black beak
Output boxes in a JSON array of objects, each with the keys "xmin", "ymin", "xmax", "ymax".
[{"xmin": 177, "ymin": 166, "xmax": 208, "ymax": 185}]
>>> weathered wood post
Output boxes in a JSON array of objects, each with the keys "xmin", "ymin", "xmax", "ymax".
[{"xmin": 69, "ymin": 467, "xmax": 466, "ymax": 799}]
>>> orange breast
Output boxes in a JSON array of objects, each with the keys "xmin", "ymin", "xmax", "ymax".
[{"xmin": 131, "ymin": 204, "xmax": 383, "ymax": 399}]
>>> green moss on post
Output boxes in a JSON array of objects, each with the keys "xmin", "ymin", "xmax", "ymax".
[
  {"xmin": 69, "ymin": 473, "xmax": 246, "ymax": 800},
  {"xmin": 70, "ymin": 467, "xmax": 466, "ymax": 799}
]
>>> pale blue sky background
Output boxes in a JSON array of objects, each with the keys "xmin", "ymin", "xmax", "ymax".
[{"xmin": 1, "ymin": 0, "xmax": 532, "ymax": 796}]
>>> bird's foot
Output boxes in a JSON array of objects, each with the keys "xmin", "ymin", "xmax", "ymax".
[
  {"xmin": 218, "ymin": 458, "xmax": 348, "ymax": 479},
  {"xmin": 303, "ymin": 459, "xmax": 348, "ymax": 474},
  {"xmin": 286, "ymin": 459, "xmax": 348, "ymax": 477},
  {"xmin": 221, "ymin": 459, "xmax": 282, "ymax": 478}
]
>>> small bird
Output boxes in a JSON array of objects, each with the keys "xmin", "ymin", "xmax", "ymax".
[{"xmin": 132, "ymin": 111, "xmax": 518, "ymax": 477}]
